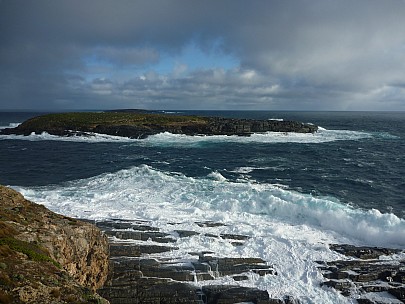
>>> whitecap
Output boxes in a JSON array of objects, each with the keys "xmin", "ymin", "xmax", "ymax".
[
  {"xmin": 0, "ymin": 122, "xmax": 21, "ymax": 129},
  {"xmin": 142, "ymin": 128, "xmax": 376, "ymax": 145},
  {"xmin": 14, "ymin": 165, "xmax": 405, "ymax": 303},
  {"xmin": 0, "ymin": 131, "xmax": 136, "ymax": 143},
  {"xmin": 207, "ymin": 171, "xmax": 227, "ymax": 182},
  {"xmin": 0, "ymin": 127, "xmax": 377, "ymax": 145},
  {"xmin": 231, "ymin": 167, "xmax": 256, "ymax": 174},
  {"xmin": 15, "ymin": 165, "xmax": 405, "ymax": 248}
]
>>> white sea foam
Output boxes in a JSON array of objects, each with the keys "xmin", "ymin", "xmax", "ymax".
[
  {"xmin": 0, "ymin": 127, "xmax": 380, "ymax": 145},
  {"xmin": 232, "ymin": 166, "xmax": 286, "ymax": 174},
  {"xmin": 207, "ymin": 171, "xmax": 228, "ymax": 182},
  {"xmin": 232, "ymin": 167, "xmax": 256, "ymax": 174},
  {"xmin": 0, "ymin": 122, "xmax": 21, "ymax": 129},
  {"xmin": 13, "ymin": 165, "xmax": 405, "ymax": 303},
  {"xmin": 0, "ymin": 131, "xmax": 136, "ymax": 143},
  {"xmin": 142, "ymin": 128, "xmax": 374, "ymax": 146},
  {"xmin": 15, "ymin": 165, "xmax": 405, "ymax": 248}
]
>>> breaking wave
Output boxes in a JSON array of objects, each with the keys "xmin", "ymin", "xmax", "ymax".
[
  {"xmin": 14, "ymin": 165, "xmax": 405, "ymax": 248},
  {"xmin": 1, "ymin": 127, "xmax": 398, "ymax": 145},
  {"xmin": 0, "ymin": 122, "xmax": 21, "ymax": 129}
]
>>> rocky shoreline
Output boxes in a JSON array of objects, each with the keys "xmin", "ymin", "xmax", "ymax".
[
  {"xmin": 93, "ymin": 218, "xmax": 289, "ymax": 304},
  {"xmin": 1, "ymin": 186, "xmax": 404, "ymax": 303},
  {"xmin": 318, "ymin": 244, "xmax": 405, "ymax": 303},
  {"xmin": 92, "ymin": 218, "xmax": 405, "ymax": 304},
  {"xmin": 0, "ymin": 111, "xmax": 318, "ymax": 139}
]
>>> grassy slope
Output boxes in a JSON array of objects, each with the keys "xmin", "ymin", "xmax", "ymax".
[{"xmin": 19, "ymin": 112, "xmax": 208, "ymax": 130}]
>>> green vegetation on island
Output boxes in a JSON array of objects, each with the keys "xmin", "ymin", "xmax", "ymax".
[
  {"xmin": 20, "ymin": 112, "xmax": 208, "ymax": 129},
  {"xmin": 0, "ymin": 111, "xmax": 318, "ymax": 138}
]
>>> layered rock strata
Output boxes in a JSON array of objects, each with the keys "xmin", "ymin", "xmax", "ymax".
[
  {"xmin": 0, "ymin": 185, "xmax": 109, "ymax": 303},
  {"xmin": 318, "ymin": 244, "xmax": 405, "ymax": 303},
  {"xmin": 96, "ymin": 218, "xmax": 405, "ymax": 303},
  {"xmin": 94, "ymin": 219, "xmax": 297, "ymax": 304}
]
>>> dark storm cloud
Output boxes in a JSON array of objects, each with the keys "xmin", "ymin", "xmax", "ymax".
[{"xmin": 1, "ymin": 0, "xmax": 405, "ymax": 110}]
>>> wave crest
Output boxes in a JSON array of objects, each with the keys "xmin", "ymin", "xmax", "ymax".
[{"xmin": 15, "ymin": 165, "xmax": 405, "ymax": 248}]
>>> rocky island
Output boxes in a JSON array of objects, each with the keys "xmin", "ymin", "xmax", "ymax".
[{"xmin": 0, "ymin": 111, "xmax": 318, "ymax": 139}]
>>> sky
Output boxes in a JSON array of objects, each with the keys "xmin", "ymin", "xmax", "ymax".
[{"xmin": 1, "ymin": 0, "xmax": 405, "ymax": 111}]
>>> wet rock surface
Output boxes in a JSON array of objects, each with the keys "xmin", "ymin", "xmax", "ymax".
[
  {"xmin": 318, "ymin": 244, "xmax": 405, "ymax": 303},
  {"xmin": 97, "ymin": 219, "xmax": 405, "ymax": 303},
  {"xmin": 94, "ymin": 219, "xmax": 295, "ymax": 304}
]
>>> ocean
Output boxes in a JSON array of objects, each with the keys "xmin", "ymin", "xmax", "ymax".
[{"xmin": 0, "ymin": 110, "xmax": 404, "ymax": 302}]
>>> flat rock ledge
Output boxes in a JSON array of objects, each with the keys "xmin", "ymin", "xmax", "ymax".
[
  {"xmin": 92, "ymin": 219, "xmax": 297, "ymax": 304},
  {"xmin": 93, "ymin": 218, "xmax": 405, "ymax": 304},
  {"xmin": 0, "ymin": 185, "xmax": 110, "ymax": 304},
  {"xmin": 318, "ymin": 244, "xmax": 405, "ymax": 303}
]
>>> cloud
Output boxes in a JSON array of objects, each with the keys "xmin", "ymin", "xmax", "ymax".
[
  {"xmin": 1, "ymin": 0, "xmax": 405, "ymax": 110},
  {"xmin": 89, "ymin": 47, "xmax": 160, "ymax": 67}
]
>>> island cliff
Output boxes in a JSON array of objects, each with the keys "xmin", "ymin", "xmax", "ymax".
[
  {"xmin": 0, "ymin": 185, "xmax": 109, "ymax": 304},
  {"xmin": 0, "ymin": 112, "xmax": 318, "ymax": 139}
]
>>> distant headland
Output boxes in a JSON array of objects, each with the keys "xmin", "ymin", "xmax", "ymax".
[{"xmin": 0, "ymin": 111, "xmax": 318, "ymax": 139}]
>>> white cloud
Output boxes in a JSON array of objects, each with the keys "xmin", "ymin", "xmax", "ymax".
[
  {"xmin": 90, "ymin": 78, "xmax": 114, "ymax": 95},
  {"xmin": 172, "ymin": 63, "xmax": 188, "ymax": 77}
]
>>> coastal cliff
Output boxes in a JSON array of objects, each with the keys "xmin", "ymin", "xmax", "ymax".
[
  {"xmin": 0, "ymin": 185, "xmax": 109, "ymax": 304},
  {"xmin": 0, "ymin": 112, "xmax": 318, "ymax": 139}
]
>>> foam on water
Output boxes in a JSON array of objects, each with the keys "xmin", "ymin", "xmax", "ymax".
[
  {"xmin": 0, "ymin": 131, "xmax": 136, "ymax": 143},
  {"xmin": 0, "ymin": 122, "xmax": 21, "ymax": 129},
  {"xmin": 207, "ymin": 171, "xmax": 228, "ymax": 182},
  {"xmin": 14, "ymin": 165, "xmax": 405, "ymax": 248},
  {"xmin": 13, "ymin": 165, "xmax": 405, "ymax": 302},
  {"xmin": 231, "ymin": 166, "xmax": 286, "ymax": 174},
  {"xmin": 143, "ymin": 128, "xmax": 375, "ymax": 146},
  {"xmin": 0, "ymin": 127, "xmax": 385, "ymax": 145}
]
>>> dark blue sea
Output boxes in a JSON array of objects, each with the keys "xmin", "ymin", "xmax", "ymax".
[{"xmin": 1, "ymin": 110, "xmax": 404, "ymax": 302}]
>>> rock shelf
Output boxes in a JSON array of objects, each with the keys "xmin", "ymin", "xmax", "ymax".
[
  {"xmin": 94, "ymin": 218, "xmax": 405, "ymax": 303},
  {"xmin": 93, "ymin": 219, "xmax": 293, "ymax": 304},
  {"xmin": 318, "ymin": 244, "xmax": 405, "ymax": 303}
]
